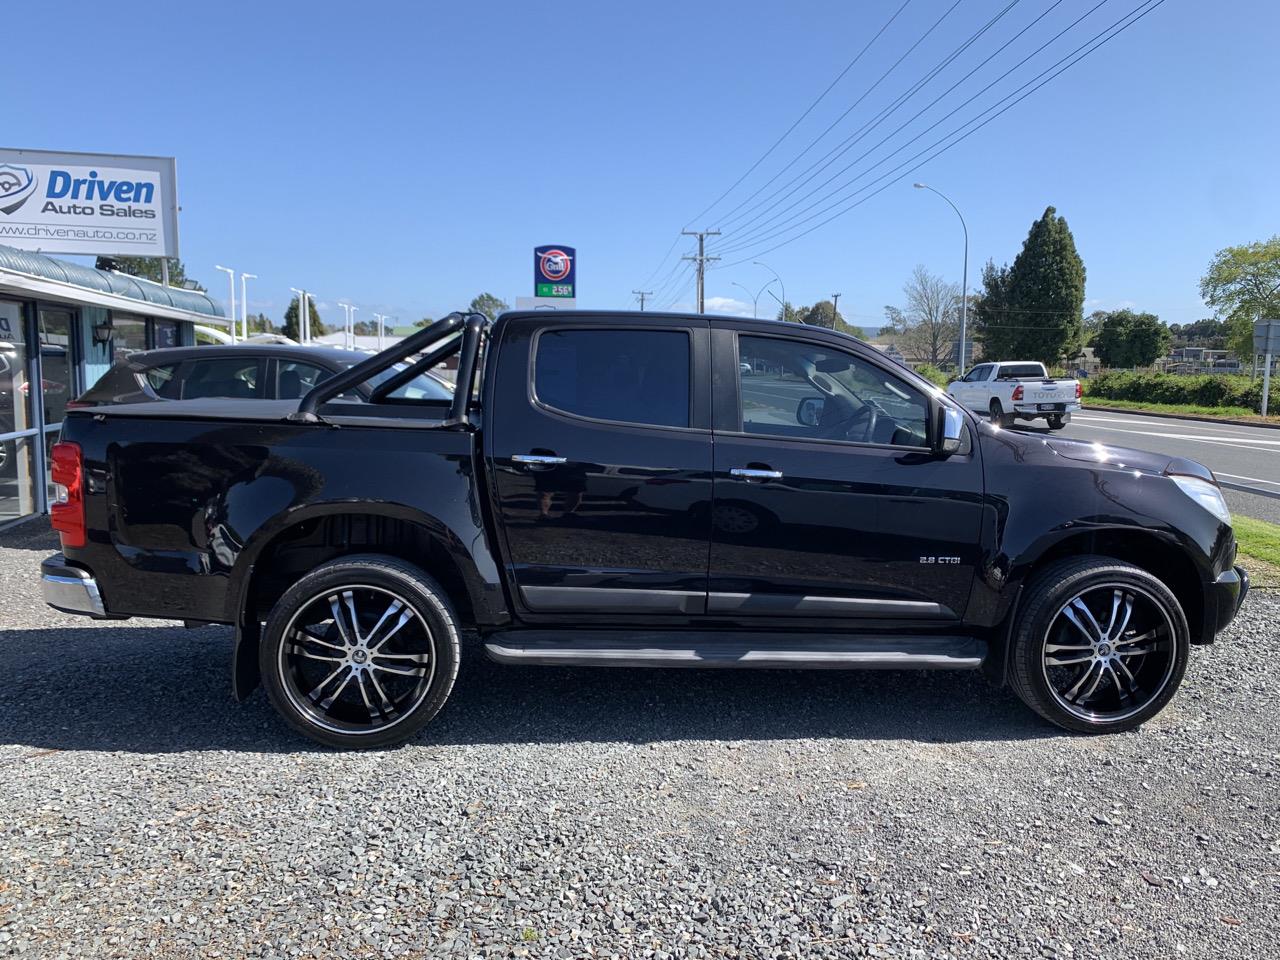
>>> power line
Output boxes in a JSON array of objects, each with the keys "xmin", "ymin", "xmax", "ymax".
[
  {"xmin": 713, "ymin": 0, "xmax": 1034, "ymax": 238},
  {"xmin": 682, "ymin": 0, "xmax": 915, "ymax": 230},
  {"xmin": 632, "ymin": 289, "xmax": 654, "ymax": 311},
  {"xmin": 634, "ymin": 1, "xmax": 914, "ymax": 303},
  {"xmin": 713, "ymin": 0, "xmax": 979, "ymax": 232},
  {"xmin": 713, "ymin": 0, "xmax": 1084, "ymax": 254},
  {"xmin": 714, "ymin": 0, "xmax": 1169, "ymax": 267}
]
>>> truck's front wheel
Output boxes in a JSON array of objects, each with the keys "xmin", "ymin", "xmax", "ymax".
[
  {"xmin": 260, "ymin": 554, "xmax": 461, "ymax": 749},
  {"xmin": 1009, "ymin": 557, "xmax": 1189, "ymax": 734}
]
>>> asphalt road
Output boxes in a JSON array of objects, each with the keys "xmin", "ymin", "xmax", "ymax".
[{"xmin": 1028, "ymin": 410, "xmax": 1280, "ymax": 524}]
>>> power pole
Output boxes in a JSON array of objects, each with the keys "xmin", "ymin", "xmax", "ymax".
[
  {"xmin": 632, "ymin": 289, "xmax": 653, "ymax": 311},
  {"xmin": 681, "ymin": 229, "xmax": 721, "ymax": 314},
  {"xmin": 830, "ymin": 292, "xmax": 842, "ymax": 329}
]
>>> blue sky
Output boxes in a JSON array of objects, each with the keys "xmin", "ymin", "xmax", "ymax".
[{"xmin": 8, "ymin": 0, "xmax": 1279, "ymax": 330}]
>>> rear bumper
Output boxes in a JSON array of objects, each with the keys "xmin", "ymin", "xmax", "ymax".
[
  {"xmin": 1012, "ymin": 403, "xmax": 1081, "ymax": 416},
  {"xmin": 41, "ymin": 553, "xmax": 108, "ymax": 618},
  {"xmin": 1204, "ymin": 564, "xmax": 1249, "ymax": 640}
]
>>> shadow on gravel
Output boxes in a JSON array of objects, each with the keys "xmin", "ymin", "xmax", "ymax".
[{"xmin": 0, "ymin": 622, "xmax": 1055, "ymax": 754}]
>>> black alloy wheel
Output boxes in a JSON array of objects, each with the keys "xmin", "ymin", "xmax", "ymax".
[
  {"xmin": 1010, "ymin": 556, "xmax": 1189, "ymax": 733},
  {"xmin": 260, "ymin": 555, "xmax": 460, "ymax": 748}
]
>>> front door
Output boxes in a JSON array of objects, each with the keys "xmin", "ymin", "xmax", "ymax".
[
  {"xmin": 487, "ymin": 317, "xmax": 713, "ymax": 618},
  {"xmin": 709, "ymin": 326, "xmax": 983, "ymax": 623}
]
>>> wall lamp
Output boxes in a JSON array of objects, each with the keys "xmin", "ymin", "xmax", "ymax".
[{"xmin": 92, "ymin": 316, "xmax": 114, "ymax": 345}]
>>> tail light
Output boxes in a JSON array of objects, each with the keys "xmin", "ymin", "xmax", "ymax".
[
  {"xmin": 1075, "ymin": 381, "xmax": 1083, "ymax": 399},
  {"xmin": 50, "ymin": 441, "xmax": 85, "ymax": 548},
  {"xmin": 1011, "ymin": 384, "xmax": 1024, "ymax": 401}
]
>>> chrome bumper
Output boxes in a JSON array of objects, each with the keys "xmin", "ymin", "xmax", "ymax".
[{"xmin": 41, "ymin": 554, "xmax": 107, "ymax": 617}]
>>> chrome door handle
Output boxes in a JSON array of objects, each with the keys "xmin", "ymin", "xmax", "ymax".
[
  {"xmin": 730, "ymin": 467, "xmax": 783, "ymax": 481},
  {"xmin": 512, "ymin": 454, "xmax": 568, "ymax": 465}
]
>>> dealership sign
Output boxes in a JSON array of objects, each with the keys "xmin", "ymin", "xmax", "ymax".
[
  {"xmin": 534, "ymin": 245, "xmax": 575, "ymax": 298},
  {"xmin": 0, "ymin": 148, "xmax": 179, "ymax": 257}
]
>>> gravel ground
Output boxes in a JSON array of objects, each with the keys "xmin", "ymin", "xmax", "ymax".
[{"xmin": 1, "ymin": 522, "xmax": 1278, "ymax": 959}]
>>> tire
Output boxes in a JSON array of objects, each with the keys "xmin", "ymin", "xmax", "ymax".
[
  {"xmin": 1009, "ymin": 556, "xmax": 1189, "ymax": 734},
  {"xmin": 989, "ymin": 399, "xmax": 1013, "ymax": 429},
  {"xmin": 259, "ymin": 553, "xmax": 461, "ymax": 749},
  {"xmin": 1047, "ymin": 414, "xmax": 1066, "ymax": 430}
]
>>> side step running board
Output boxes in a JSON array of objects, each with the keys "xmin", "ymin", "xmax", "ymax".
[{"xmin": 483, "ymin": 631, "xmax": 986, "ymax": 670}]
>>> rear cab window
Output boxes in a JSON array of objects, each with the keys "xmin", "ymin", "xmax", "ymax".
[
  {"xmin": 533, "ymin": 328, "xmax": 691, "ymax": 428},
  {"xmin": 996, "ymin": 363, "xmax": 1048, "ymax": 379}
]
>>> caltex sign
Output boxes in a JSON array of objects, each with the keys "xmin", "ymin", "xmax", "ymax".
[
  {"xmin": 0, "ymin": 148, "xmax": 180, "ymax": 257},
  {"xmin": 534, "ymin": 245, "xmax": 575, "ymax": 299}
]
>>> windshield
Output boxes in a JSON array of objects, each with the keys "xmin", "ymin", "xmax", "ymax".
[{"xmin": 362, "ymin": 363, "xmax": 454, "ymax": 400}]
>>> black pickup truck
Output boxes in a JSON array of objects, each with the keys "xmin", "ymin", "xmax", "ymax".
[{"xmin": 41, "ymin": 311, "xmax": 1248, "ymax": 747}]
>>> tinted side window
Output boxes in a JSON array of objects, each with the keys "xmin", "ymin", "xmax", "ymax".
[
  {"xmin": 179, "ymin": 357, "xmax": 261, "ymax": 399},
  {"xmin": 144, "ymin": 363, "xmax": 181, "ymax": 398},
  {"xmin": 534, "ymin": 329, "xmax": 690, "ymax": 428},
  {"xmin": 277, "ymin": 360, "xmax": 333, "ymax": 399},
  {"xmin": 737, "ymin": 335, "xmax": 929, "ymax": 447}
]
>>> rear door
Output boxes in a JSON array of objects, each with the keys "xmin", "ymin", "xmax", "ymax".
[
  {"xmin": 708, "ymin": 324, "xmax": 984, "ymax": 623},
  {"xmin": 486, "ymin": 316, "xmax": 713, "ymax": 618}
]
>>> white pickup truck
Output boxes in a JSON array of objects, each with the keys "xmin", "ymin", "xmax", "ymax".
[{"xmin": 946, "ymin": 361, "xmax": 1081, "ymax": 430}]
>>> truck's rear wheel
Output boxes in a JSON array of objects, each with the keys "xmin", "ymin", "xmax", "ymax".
[
  {"xmin": 1009, "ymin": 557, "xmax": 1189, "ymax": 734},
  {"xmin": 260, "ymin": 554, "xmax": 460, "ymax": 749},
  {"xmin": 1047, "ymin": 414, "xmax": 1066, "ymax": 430},
  {"xmin": 989, "ymin": 399, "xmax": 1013, "ymax": 428}
]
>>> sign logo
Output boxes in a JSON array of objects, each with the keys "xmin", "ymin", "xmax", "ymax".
[
  {"xmin": 0, "ymin": 165, "xmax": 37, "ymax": 215},
  {"xmin": 539, "ymin": 248, "xmax": 572, "ymax": 281}
]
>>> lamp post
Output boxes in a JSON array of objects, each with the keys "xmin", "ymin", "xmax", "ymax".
[
  {"xmin": 215, "ymin": 265, "xmax": 236, "ymax": 343},
  {"xmin": 239, "ymin": 272, "xmax": 256, "ymax": 340},
  {"xmin": 752, "ymin": 261, "xmax": 786, "ymax": 321},
  {"xmin": 289, "ymin": 287, "xmax": 309, "ymax": 343},
  {"xmin": 914, "ymin": 183, "xmax": 969, "ymax": 371},
  {"xmin": 373, "ymin": 313, "xmax": 387, "ymax": 350},
  {"xmin": 730, "ymin": 279, "xmax": 776, "ymax": 319}
]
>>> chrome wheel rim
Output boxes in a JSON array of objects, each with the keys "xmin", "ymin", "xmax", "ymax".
[
  {"xmin": 278, "ymin": 585, "xmax": 436, "ymax": 736},
  {"xmin": 1042, "ymin": 582, "xmax": 1177, "ymax": 724}
]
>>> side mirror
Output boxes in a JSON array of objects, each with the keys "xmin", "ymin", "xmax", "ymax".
[
  {"xmin": 935, "ymin": 404, "xmax": 964, "ymax": 455},
  {"xmin": 796, "ymin": 396, "xmax": 825, "ymax": 427}
]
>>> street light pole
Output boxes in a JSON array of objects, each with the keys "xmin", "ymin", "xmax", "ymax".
[
  {"xmin": 731, "ymin": 280, "xmax": 777, "ymax": 319},
  {"xmin": 914, "ymin": 183, "xmax": 969, "ymax": 371},
  {"xmin": 752, "ymin": 261, "xmax": 786, "ymax": 321},
  {"xmin": 239, "ymin": 272, "xmax": 257, "ymax": 340},
  {"xmin": 289, "ymin": 287, "xmax": 308, "ymax": 344},
  {"xmin": 215, "ymin": 265, "xmax": 237, "ymax": 343}
]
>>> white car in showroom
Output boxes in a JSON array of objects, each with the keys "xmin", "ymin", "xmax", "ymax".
[{"xmin": 947, "ymin": 361, "xmax": 1081, "ymax": 429}]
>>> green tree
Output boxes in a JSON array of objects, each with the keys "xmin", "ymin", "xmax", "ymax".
[
  {"xmin": 973, "ymin": 206, "xmax": 1086, "ymax": 365},
  {"xmin": 1168, "ymin": 318, "xmax": 1226, "ymax": 348},
  {"xmin": 800, "ymin": 300, "xmax": 841, "ymax": 329},
  {"xmin": 469, "ymin": 293, "xmax": 509, "ymax": 322},
  {"xmin": 94, "ymin": 255, "xmax": 203, "ymax": 291},
  {"xmin": 1199, "ymin": 236, "xmax": 1280, "ymax": 360},
  {"xmin": 1092, "ymin": 309, "xmax": 1170, "ymax": 368},
  {"xmin": 774, "ymin": 302, "xmax": 805, "ymax": 324},
  {"xmin": 776, "ymin": 301, "xmax": 863, "ymax": 337},
  {"xmin": 283, "ymin": 295, "xmax": 326, "ymax": 341},
  {"xmin": 246, "ymin": 311, "xmax": 275, "ymax": 335},
  {"xmin": 882, "ymin": 265, "xmax": 960, "ymax": 366},
  {"xmin": 413, "ymin": 316, "xmax": 435, "ymax": 329}
]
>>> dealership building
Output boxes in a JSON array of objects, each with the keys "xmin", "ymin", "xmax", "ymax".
[{"xmin": 0, "ymin": 243, "xmax": 229, "ymax": 525}]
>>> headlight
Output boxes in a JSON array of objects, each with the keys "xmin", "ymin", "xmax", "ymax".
[{"xmin": 1170, "ymin": 474, "xmax": 1231, "ymax": 525}]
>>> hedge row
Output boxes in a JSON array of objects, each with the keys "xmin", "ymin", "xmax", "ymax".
[{"xmin": 1084, "ymin": 371, "xmax": 1280, "ymax": 410}]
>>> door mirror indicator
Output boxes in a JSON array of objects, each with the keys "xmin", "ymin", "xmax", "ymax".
[
  {"xmin": 796, "ymin": 396, "xmax": 825, "ymax": 427},
  {"xmin": 936, "ymin": 405, "xmax": 964, "ymax": 455}
]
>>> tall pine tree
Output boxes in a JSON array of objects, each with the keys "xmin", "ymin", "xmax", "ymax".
[
  {"xmin": 974, "ymin": 206, "xmax": 1085, "ymax": 366},
  {"xmin": 283, "ymin": 295, "xmax": 326, "ymax": 341}
]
